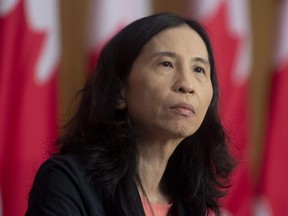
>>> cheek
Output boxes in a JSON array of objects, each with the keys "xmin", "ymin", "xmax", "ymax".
[
  {"xmin": 130, "ymin": 90, "xmax": 165, "ymax": 116},
  {"xmin": 125, "ymin": 81, "xmax": 169, "ymax": 129},
  {"xmin": 206, "ymin": 88, "xmax": 213, "ymax": 107},
  {"xmin": 125, "ymin": 81, "xmax": 157, "ymax": 115},
  {"xmin": 200, "ymin": 86, "xmax": 213, "ymax": 115},
  {"xmin": 127, "ymin": 75, "xmax": 167, "ymax": 103}
]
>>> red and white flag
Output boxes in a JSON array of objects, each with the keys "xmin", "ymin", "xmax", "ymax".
[
  {"xmin": 254, "ymin": 0, "xmax": 288, "ymax": 215},
  {"xmin": 187, "ymin": 0, "xmax": 253, "ymax": 215},
  {"xmin": 0, "ymin": 0, "xmax": 60, "ymax": 215},
  {"xmin": 87, "ymin": 0, "xmax": 151, "ymax": 65}
]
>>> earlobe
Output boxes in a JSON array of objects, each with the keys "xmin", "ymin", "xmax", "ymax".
[{"xmin": 115, "ymin": 89, "xmax": 126, "ymax": 110}]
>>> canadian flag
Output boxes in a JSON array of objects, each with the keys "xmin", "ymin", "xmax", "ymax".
[
  {"xmin": 254, "ymin": 0, "xmax": 288, "ymax": 215},
  {"xmin": 187, "ymin": 0, "xmax": 253, "ymax": 215},
  {"xmin": 86, "ymin": 0, "xmax": 151, "ymax": 66},
  {"xmin": 0, "ymin": 0, "xmax": 59, "ymax": 215}
]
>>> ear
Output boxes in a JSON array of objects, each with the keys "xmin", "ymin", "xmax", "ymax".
[{"xmin": 115, "ymin": 88, "xmax": 126, "ymax": 110}]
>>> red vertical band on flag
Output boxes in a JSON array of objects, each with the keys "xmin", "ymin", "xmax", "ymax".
[{"xmin": 0, "ymin": 0, "xmax": 59, "ymax": 215}]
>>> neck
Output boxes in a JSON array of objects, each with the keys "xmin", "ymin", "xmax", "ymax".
[{"xmin": 136, "ymin": 137, "xmax": 183, "ymax": 204}]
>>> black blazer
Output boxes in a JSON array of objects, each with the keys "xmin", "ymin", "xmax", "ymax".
[{"xmin": 26, "ymin": 154, "xmax": 192, "ymax": 216}]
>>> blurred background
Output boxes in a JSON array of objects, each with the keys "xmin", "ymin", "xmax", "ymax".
[{"xmin": 0, "ymin": 0, "xmax": 287, "ymax": 215}]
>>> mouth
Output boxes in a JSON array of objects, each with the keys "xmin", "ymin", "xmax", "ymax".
[{"xmin": 169, "ymin": 103, "xmax": 196, "ymax": 116}]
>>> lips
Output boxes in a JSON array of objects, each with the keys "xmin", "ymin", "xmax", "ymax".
[{"xmin": 170, "ymin": 103, "xmax": 196, "ymax": 116}]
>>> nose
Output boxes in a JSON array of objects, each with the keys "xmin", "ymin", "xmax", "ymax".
[
  {"xmin": 176, "ymin": 84, "xmax": 194, "ymax": 94},
  {"xmin": 174, "ymin": 72, "xmax": 195, "ymax": 94}
]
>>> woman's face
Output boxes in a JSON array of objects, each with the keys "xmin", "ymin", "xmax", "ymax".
[{"xmin": 121, "ymin": 25, "xmax": 213, "ymax": 141}]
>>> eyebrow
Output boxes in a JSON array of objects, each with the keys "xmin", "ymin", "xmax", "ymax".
[
  {"xmin": 193, "ymin": 57, "xmax": 210, "ymax": 66},
  {"xmin": 150, "ymin": 51, "xmax": 177, "ymax": 58},
  {"xmin": 150, "ymin": 51, "xmax": 210, "ymax": 66}
]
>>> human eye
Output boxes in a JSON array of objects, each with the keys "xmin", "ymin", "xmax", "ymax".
[
  {"xmin": 160, "ymin": 61, "xmax": 174, "ymax": 68},
  {"xmin": 193, "ymin": 66, "xmax": 205, "ymax": 74}
]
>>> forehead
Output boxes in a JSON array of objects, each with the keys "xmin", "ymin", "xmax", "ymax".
[{"xmin": 140, "ymin": 25, "xmax": 208, "ymax": 59}]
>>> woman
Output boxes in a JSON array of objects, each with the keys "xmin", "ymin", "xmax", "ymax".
[{"xmin": 26, "ymin": 13, "xmax": 235, "ymax": 216}]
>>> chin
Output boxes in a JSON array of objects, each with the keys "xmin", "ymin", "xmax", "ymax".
[{"xmin": 172, "ymin": 129, "xmax": 196, "ymax": 140}]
